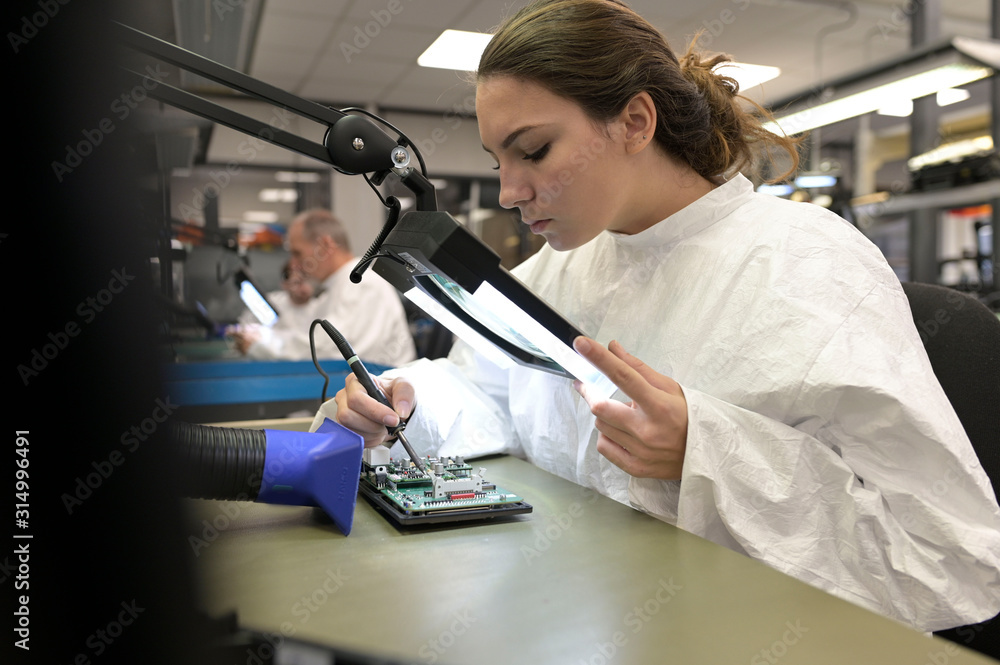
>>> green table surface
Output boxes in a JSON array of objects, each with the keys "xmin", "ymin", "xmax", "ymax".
[{"xmin": 186, "ymin": 454, "xmax": 996, "ymax": 665}]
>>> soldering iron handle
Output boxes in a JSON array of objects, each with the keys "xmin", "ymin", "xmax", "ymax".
[{"xmin": 319, "ymin": 319, "xmax": 403, "ymax": 435}]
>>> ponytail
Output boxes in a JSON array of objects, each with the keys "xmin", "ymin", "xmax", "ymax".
[{"xmin": 678, "ymin": 35, "xmax": 801, "ymax": 181}]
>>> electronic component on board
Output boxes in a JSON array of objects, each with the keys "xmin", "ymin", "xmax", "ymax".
[{"xmin": 359, "ymin": 455, "xmax": 532, "ymax": 526}]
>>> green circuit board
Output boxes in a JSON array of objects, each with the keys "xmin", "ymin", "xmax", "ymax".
[{"xmin": 359, "ymin": 454, "xmax": 532, "ymax": 525}]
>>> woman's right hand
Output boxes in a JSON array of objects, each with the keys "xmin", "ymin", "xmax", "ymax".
[{"xmin": 333, "ymin": 374, "xmax": 416, "ymax": 448}]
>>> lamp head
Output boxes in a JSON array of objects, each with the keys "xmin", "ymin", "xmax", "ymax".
[{"xmin": 372, "ymin": 210, "xmax": 616, "ymax": 400}]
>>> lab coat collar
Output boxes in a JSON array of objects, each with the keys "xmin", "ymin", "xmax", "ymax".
[
  {"xmin": 318, "ymin": 258, "xmax": 360, "ymax": 293},
  {"xmin": 606, "ymin": 173, "xmax": 754, "ymax": 249}
]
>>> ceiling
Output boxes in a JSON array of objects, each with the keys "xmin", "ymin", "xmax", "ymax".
[
  {"xmin": 252, "ymin": 1, "xmax": 986, "ymax": 106},
  {"xmin": 128, "ymin": 0, "xmax": 993, "ymax": 114},
  {"xmin": 121, "ymin": 0, "xmax": 995, "ymax": 190}
]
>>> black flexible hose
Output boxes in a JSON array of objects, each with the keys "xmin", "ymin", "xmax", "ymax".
[{"xmin": 170, "ymin": 421, "xmax": 266, "ymax": 501}]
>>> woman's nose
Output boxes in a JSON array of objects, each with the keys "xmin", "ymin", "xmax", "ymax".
[{"xmin": 497, "ymin": 168, "xmax": 531, "ymax": 210}]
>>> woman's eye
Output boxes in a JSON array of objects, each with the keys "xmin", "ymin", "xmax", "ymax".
[{"xmin": 523, "ymin": 144, "xmax": 550, "ymax": 163}]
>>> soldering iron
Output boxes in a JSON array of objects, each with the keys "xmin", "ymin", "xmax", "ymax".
[{"xmin": 313, "ymin": 319, "xmax": 426, "ymax": 472}]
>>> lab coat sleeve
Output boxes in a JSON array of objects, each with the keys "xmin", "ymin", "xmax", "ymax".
[
  {"xmin": 377, "ymin": 341, "xmax": 521, "ymax": 460},
  {"xmin": 243, "ymin": 324, "xmax": 318, "ymax": 361},
  {"xmin": 243, "ymin": 326, "xmax": 287, "ymax": 360},
  {"xmin": 629, "ymin": 287, "xmax": 1000, "ymax": 632},
  {"xmin": 307, "ymin": 340, "xmax": 521, "ymax": 458},
  {"xmin": 244, "ymin": 309, "xmax": 414, "ymax": 365}
]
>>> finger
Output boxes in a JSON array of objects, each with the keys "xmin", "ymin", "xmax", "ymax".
[
  {"xmin": 594, "ymin": 432, "xmax": 639, "ymax": 475},
  {"xmin": 592, "ymin": 415, "xmax": 640, "ymax": 455},
  {"xmin": 334, "ymin": 406, "xmax": 390, "ymax": 447},
  {"xmin": 587, "ymin": 395, "xmax": 643, "ymax": 437},
  {"xmin": 608, "ymin": 340, "xmax": 681, "ymax": 395},
  {"xmin": 574, "ymin": 336, "xmax": 659, "ymax": 405},
  {"xmin": 381, "ymin": 377, "xmax": 416, "ymax": 420},
  {"xmin": 334, "ymin": 388, "xmax": 392, "ymax": 447},
  {"xmin": 344, "ymin": 374, "xmax": 400, "ymax": 427}
]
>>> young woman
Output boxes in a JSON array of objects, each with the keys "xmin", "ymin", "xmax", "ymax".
[{"xmin": 324, "ymin": 0, "xmax": 1000, "ymax": 632}]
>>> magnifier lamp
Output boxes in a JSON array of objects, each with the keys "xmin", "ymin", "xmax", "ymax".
[
  {"xmin": 114, "ymin": 21, "xmax": 615, "ymax": 399},
  {"xmin": 119, "ymin": 23, "xmax": 615, "ymax": 535}
]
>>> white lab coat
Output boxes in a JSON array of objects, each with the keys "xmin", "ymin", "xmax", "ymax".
[
  {"xmin": 246, "ymin": 259, "xmax": 416, "ymax": 367},
  {"xmin": 315, "ymin": 174, "xmax": 1000, "ymax": 631}
]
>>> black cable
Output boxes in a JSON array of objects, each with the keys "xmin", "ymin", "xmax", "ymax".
[
  {"xmin": 363, "ymin": 172, "xmax": 389, "ymax": 207},
  {"xmin": 352, "ymin": 251, "xmax": 409, "ymax": 275},
  {"xmin": 350, "ymin": 195, "xmax": 402, "ymax": 284},
  {"xmin": 310, "ymin": 319, "xmax": 331, "ymax": 401}
]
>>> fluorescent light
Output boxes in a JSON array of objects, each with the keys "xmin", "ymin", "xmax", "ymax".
[
  {"xmin": 795, "ymin": 174, "xmax": 837, "ymax": 188},
  {"xmin": 938, "ymin": 87, "xmax": 972, "ymax": 105},
  {"xmin": 243, "ymin": 210, "xmax": 279, "ymax": 223},
  {"xmin": 876, "ymin": 100, "xmax": 913, "ymax": 117},
  {"xmin": 877, "ymin": 87, "xmax": 972, "ymax": 117},
  {"xmin": 757, "ymin": 183, "xmax": 795, "ymax": 196},
  {"xmin": 418, "ymin": 29, "xmax": 493, "ymax": 71},
  {"xmin": 908, "ymin": 135, "xmax": 993, "ymax": 171},
  {"xmin": 275, "ymin": 171, "xmax": 321, "ymax": 183},
  {"xmin": 767, "ymin": 63, "xmax": 989, "ymax": 134},
  {"xmin": 259, "ymin": 188, "xmax": 298, "ymax": 203},
  {"xmin": 765, "ymin": 38, "xmax": 1000, "ymax": 135},
  {"xmin": 714, "ymin": 62, "xmax": 781, "ymax": 91}
]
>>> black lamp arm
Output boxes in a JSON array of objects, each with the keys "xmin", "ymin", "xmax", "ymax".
[{"xmin": 113, "ymin": 21, "xmax": 437, "ymax": 211}]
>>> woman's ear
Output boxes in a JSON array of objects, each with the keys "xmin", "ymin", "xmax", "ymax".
[{"xmin": 621, "ymin": 91, "xmax": 656, "ymax": 154}]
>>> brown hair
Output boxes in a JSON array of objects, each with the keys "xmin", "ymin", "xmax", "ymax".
[{"xmin": 477, "ymin": 0, "xmax": 799, "ymax": 182}]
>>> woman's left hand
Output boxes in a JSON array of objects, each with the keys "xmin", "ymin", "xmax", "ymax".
[{"xmin": 573, "ymin": 337, "xmax": 688, "ymax": 480}]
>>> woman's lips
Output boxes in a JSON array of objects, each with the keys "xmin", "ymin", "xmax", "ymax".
[{"xmin": 526, "ymin": 219, "xmax": 551, "ymax": 233}]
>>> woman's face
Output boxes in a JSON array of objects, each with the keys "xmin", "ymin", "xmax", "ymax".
[{"xmin": 477, "ymin": 76, "xmax": 634, "ymax": 251}]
